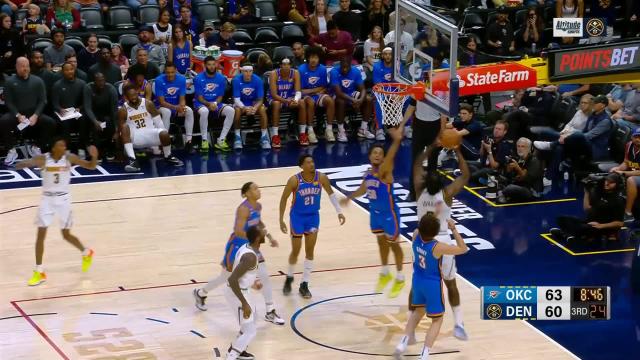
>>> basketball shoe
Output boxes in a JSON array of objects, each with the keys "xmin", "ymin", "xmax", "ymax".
[
  {"xmin": 376, "ymin": 272, "xmax": 393, "ymax": 292},
  {"xmin": 299, "ymin": 282, "xmax": 312, "ymax": 299},
  {"xmin": 389, "ymin": 279, "xmax": 405, "ymax": 298},
  {"xmin": 283, "ymin": 276, "xmax": 294, "ymax": 295},
  {"xmin": 82, "ymin": 249, "xmax": 94, "ymax": 272},
  {"xmin": 193, "ymin": 288, "xmax": 207, "ymax": 311},
  {"xmin": 27, "ymin": 271, "xmax": 46, "ymax": 286},
  {"xmin": 264, "ymin": 310, "xmax": 285, "ymax": 325}
]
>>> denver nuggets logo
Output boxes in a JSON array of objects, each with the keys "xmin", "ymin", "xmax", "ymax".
[
  {"xmin": 167, "ymin": 87, "xmax": 178, "ymax": 96},
  {"xmin": 308, "ymin": 76, "xmax": 320, "ymax": 85},
  {"xmin": 205, "ymin": 83, "xmax": 218, "ymax": 92},
  {"xmin": 341, "ymin": 79, "xmax": 353, "ymax": 88},
  {"xmin": 242, "ymin": 87, "xmax": 255, "ymax": 96}
]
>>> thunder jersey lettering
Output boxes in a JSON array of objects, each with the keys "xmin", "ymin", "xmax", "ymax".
[
  {"xmin": 299, "ymin": 63, "xmax": 328, "ymax": 90},
  {"xmin": 232, "ymin": 74, "xmax": 264, "ymax": 106},
  {"xmin": 292, "ymin": 172, "xmax": 322, "ymax": 214},
  {"xmin": 364, "ymin": 168, "xmax": 395, "ymax": 213},
  {"xmin": 42, "ymin": 153, "xmax": 71, "ymax": 193},
  {"xmin": 372, "ymin": 61, "xmax": 393, "ymax": 84},
  {"xmin": 155, "ymin": 73, "xmax": 187, "ymax": 106},
  {"xmin": 125, "ymin": 98, "xmax": 152, "ymax": 129},
  {"xmin": 172, "ymin": 41, "xmax": 191, "ymax": 74},
  {"xmin": 193, "ymin": 71, "xmax": 227, "ymax": 108},
  {"xmin": 269, "ymin": 68, "xmax": 296, "ymax": 100},
  {"xmin": 330, "ymin": 65, "xmax": 362, "ymax": 95},
  {"xmin": 232, "ymin": 200, "xmax": 261, "ymax": 239},
  {"xmin": 413, "ymin": 234, "xmax": 442, "ymax": 281},
  {"xmin": 625, "ymin": 142, "xmax": 640, "ymax": 170}
]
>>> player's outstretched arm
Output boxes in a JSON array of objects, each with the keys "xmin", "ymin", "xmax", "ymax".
[
  {"xmin": 413, "ymin": 146, "xmax": 433, "ymax": 196},
  {"xmin": 434, "ymin": 219, "xmax": 469, "ymax": 257},
  {"xmin": 15, "ymin": 155, "xmax": 46, "ymax": 170},
  {"xmin": 68, "ymin": 145, "xmax": 99, "ymax": 170},
  {"xmin": 380, "ymin": 125, "xmax": 404, "ymax": 176},
  {"xmin": 339, "ymin": 180, "xmax": 367, "ymax": 207},
  {"xmin": 319, "ymin": 173, "xmax": 345, "ymax": 224},
  {"xmin": 228, "ymin": 252, "xmax": 258, "ymax": 318},
  {"xmin": 279, "ymin": 176, "xmax": 297, "ymax": 234},
  {"xmin": 445, "ymin": 147, "xmax": 470, "ymax": 199}
]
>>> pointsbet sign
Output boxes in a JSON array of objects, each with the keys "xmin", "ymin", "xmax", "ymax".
[{"xmin": 549, "ymin": 41, "xmax": 640, "ymax": 81}]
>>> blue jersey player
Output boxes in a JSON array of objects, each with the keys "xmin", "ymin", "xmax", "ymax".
[
  {"xmin": 268, "ymin": 58, "xmax": 307, "ymax": 146},
  {"xmin": 193, "ymin": 182, "xmax": 286, "ymax": 326},
  {"xmin": 232, "ymin": 65, "xmax": 272, "ymax": 150},
  {"xmin": 372, "ymin": 47, "xmax": 394, "ymax": 141},
  {"xmin": 331, "ymin": 57, "xmax": 374, "ymax": 141},
  {"xmin": 194, "ymin": 56, "xmax": 235, "ymax": 152},
  {"xmin": 155, "ymin": 63, "xmax": 196, "ymax": 149},
  {"xmin": 299, "ymin": 46, "xmax": 336, "ymax": 142},
  {"xmin": 278, "ymin": 155, "xmax": 346, "ymax": 298},
  {"xmin": 394, "ymin": 214, "xmax": 468, "ymax": 360},
  {"xmin": 340, "ymin": 125, "xmax": 406, "ymax": 298}
]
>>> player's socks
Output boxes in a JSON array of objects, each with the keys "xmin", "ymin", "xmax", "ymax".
[
  {"xmin": 261, "ymin": 129, "xmax": 268, "ymax": 137},
  {"xmin": 360, "ymin": 121, "xmax": 368, "ymax": 130},
  {"xmin": 81, "ymin": 249, "xmax": 94, "ymax": 272},
  {"xmin": 257, "ymin": 263, "xmax": 275, "ymax": 307},
  {"xmin": 235, "ymin": 129, "xmax": 241, "ymax": 136},
  {"xmin": 337, "ymin": 123, "xmax": 345, "ymax": 132},
  {"xmin": 287, "ymin": 264, "xmax": 295, "ymax": 277},
  {"xmin": 283, "ymin": 276, "xmax": 294, "ymax": 295},
  {"xmin": 271, "ymin": 127, "xmax": 278, "ymax": 136},
  {"xmin": 452, "ymin": 305, "xmax": 464, "ymax": 327},
  {"xmin": 36, "ymin": 264, "xmax": 44, "ymax": 273},
  {"xmin": 420, "ymin": 346, "xmax": 430, "ymax": 360},
  {"xmin": 124, "ymin": 143, "xmax": 135, "ymax": 159},
  {"xmin": 396, "ymin": 272, "xmax": 405, "ymax": 281},
  {"xmin": 381, "ymin": 265, "xmax": 390, "ymax": 275},
  {"xmin": 299, "ymin": 125, "xmax": 306, "ymax": 134},
  {"xmin": 302, "ymin": 259, "xmax": 313, "ymax": 283},
  {"xmin": 162, "ymin": 145, "xmax": 172, "ymax": 157}
]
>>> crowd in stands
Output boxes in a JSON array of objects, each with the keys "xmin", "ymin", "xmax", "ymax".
[{"xmin": 0, "ymin": 0, "xmax": 640, "ymax": 239}]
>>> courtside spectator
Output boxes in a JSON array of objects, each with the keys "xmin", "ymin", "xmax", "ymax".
[
  {"xmin": 486, "ymin": 6, "xmax": 515, "ymax": 56},
  {"xmin": 332, "ymin": 0, "xmax": 361, "ymax": 41},
  {"xmin": 226, "ymin": 0, "xmax": 254, "ymax": 23},
  {"xmin": 124, "ymin": 64, "xmax": 153, "ymax": 103},
  {"xmin": 83, "ymin": 73, "xmax": 118, "ymax": 158},
  {"xmin": 610, "ymin": 128, "xmax": 640, "ymax": 223},
  {"xmin": 126, "ymin": 0, "xmax": 157, "ymax": 12},
  {"xmin": 269, "ymin": 58, "xmax": 307, "ymax": 146},
  {"xmin": 291, "ymin": 42, "xmax": 306, "ymax": 68},
  {"xmin": 173, "ymin": 0, "xmax": 189, "ymax": 19},
  {"xmin": 22, "ymin": 4, "xmax": 49, "ymax": 35},
  {"xmin": 168, "ymin": 25, "xmax": 193, "ymax": 75},
  {"xmin": 111, "ymin": 43, "xmax": 129, "ymax": 77},
  {"xmin": 205, "ymin": 22, "xmax": 237, "ymax": 50},
  {"xmin": 612, "ymin": 84, "xmax": 640, "ymax": 130},
  {"xmin": 331, "ymin": 57, "xmax": 374, "ymax": 141},
  {"xmin": 178, "ymin": 6, "xmax": 200, "ymax": 41},
  {"xmin": 363, "ymin": 26, "xmax": 384, "ymax": 72},
  {"xmin": 309, "ymin": 20, "xmax": 354, "ymax": 65},
  {"xmin": 384, "ymin": 17, "xmax": 413, "ymax": 63},
  {"xmin": 450, "ymin": 103, "xmax": 483, "ymax": 160},
  {"xmin": 232, "ymin": 65, "xmax": 271, "ymax": 149},
  {"xmin": 608, "ymin": 83, "xmax": 634, "ymax": 113},
  {"xmin": 588, "ymin": 0, "xmax": 615, "ymax": 44},
  {"xmin": 278, "ymin": 0, "xmax": 308, "ymax": 23},
  {"xmin": 372, "ymin": 47, "xmax": 393, "ymax": 141},
  {"xmin": 533, "ymin": 94, "xmax": 593, "ymax": 151},
  {"xmin": 44, "ymin": 28, "xmax": 74, "ymax": 72},
  {"xmin": 307, "ymin": 0, "xmax": 332, "ymax": 38},
  {"xmin": 52, "ymin": 62, "xmax": 90, "ymax": 156},
  {"xmin": 30, "ymin": 50, "xmax": 55, "ymax": 94},
  {"xmin": 460, "ymin": 37, "xmax": 487, "ymax": 66},
  {"xmin": 0, "ymin": 14, "xmax": 22, "ymax": 70},
  {"xmin": 153, "ymin": 9, "xmax": 173, "ymax": 58},
  {"xmin": 130, "ymin": 26, "xmax": 166, "ymax": 72},
  {"xmin": 1, "ymin": 0, "xmax": 28, "ymax": 16},
  {"xmin": 299, "ymin": 46, "xmax": 335, "ymax": 142},
  {"xmin": 155, "ymin": 62, "xmax": 195, "ymax": 149},
  {"xmin": 88, "ymin": 47, "xmax": 122, "ymax": 85},
  {"xmin": 364, "ymin": 0, "xmax": 390, "ymax": 35},
  {"xmin": 255, "ymin": 53, "xmax": 273, "ymax": 77},
  {"xmin": 77, "ymin": 34, "xmax": 100, "ymax": 73},
  {"xmin": 498, "ymin": 137, "xmax": 544, "ymax": 203},
  {"xmin": 46, "ymin": 0, "xmax": 81, "ymax": 30},
  {"xmin": 519, "ymin": 6, "xmax": 544, "ymax": 56},
  {"xmin": 1, "ymin": 57, "xmax": 56, "ymax": 166},
  {"xmin": 623, "ymin": 0, "xmax": 640, "ymax": 38},
  {"xmin": 470, "ymin": 119, "xmax": 514, "ymax": 183},
  {"xmin": 56, "ymin": 53, "xmax": 88, "ymax": 82}
]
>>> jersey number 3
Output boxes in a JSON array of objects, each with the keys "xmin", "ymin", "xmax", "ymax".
[
  {"xmin": 418, "ymin": 254, "xmax": 426, "ymax": 269},
  {"xmin": 53, "ymin": 173, "xmax": 60, "ymax": 184}
]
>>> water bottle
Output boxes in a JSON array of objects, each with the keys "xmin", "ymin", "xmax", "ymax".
[
  {"xmin": 563, "ymin": 171, "xmax": 569, "ymax": 181},
  {"xmin": 50, "ymin": 19, "xmax": 56, "ymax": 30}
]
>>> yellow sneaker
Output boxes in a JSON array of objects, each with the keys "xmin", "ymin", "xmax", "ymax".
[
  {"xmin": 376, "ymin": 272, "xmax": 393, "ymax": 293},
  {"xmin": 27, "ymin": 271, "xmax": 46, "ymax": 286},
  {"xmin": 389, "ymin": 279, "xmax": 406, "ymax": 298},
  {"xmin": 82, "ymin": 249, "xmax": 94, "ymax": 272}
]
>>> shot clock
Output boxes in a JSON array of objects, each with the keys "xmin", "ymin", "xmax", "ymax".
[{"xmin": 481, "ymin": 286, "xmax": 610, "ymax": 320}]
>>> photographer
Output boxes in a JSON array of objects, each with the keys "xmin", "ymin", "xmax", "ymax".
[
  {"xmin": 610, "ymin": 128, "xmax": 640, "ymax": 223},
  {"xmin": 551, "ymin": 173, "xmax": 625, "ymax": 243},
  {"xmin": 470, "ymin": 119, "xmax": 514, "ymax": 183},
  {"xmin": 497, "ymin": 137, "xmax": 544, "ymax": 204}
]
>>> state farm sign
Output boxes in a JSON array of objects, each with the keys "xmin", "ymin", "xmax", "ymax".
[
  {"xmin": 549, "ymin": 40, "xmax": 640, "ymax": 81},
  {"xmin": 431, "ymin": 63, "xmax": 537, "ymax": 96}
]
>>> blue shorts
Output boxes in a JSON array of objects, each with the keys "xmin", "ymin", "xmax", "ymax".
[
  {"xmin": 370, "ymin": 209, "xmax": 400, "ymax": 240},
  {"xmin": 411, "ymin": 277, "xmax": 445, "ymax": 317},
  {"xmin": 307, "ymin": 94, "xmax": 330, "ymax": 107},
  {"xmin": 221, "ymin": 235, "xmax": 264, "ymax": 271},
  {"xmin": 290, "ymin": 212, "xmax": 320, "ymax": 237}
]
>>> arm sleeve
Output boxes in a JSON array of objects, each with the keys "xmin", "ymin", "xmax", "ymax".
[
  {"xmin": 83, "ymin": 85, "xmax": 97, "ymax": 122},
  {"xmin": 33, "ymin": 78, "xmax": 46, "ymax": 116}
]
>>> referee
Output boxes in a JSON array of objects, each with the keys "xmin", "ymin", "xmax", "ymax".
[{"xmin": 403, "ymin": 96, "xmax": 446, "ymax": 200}]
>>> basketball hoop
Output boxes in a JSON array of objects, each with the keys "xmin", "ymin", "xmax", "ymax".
[{"xmin": 372, "ymin": 82, "xmax": 425, "ymax": 127}]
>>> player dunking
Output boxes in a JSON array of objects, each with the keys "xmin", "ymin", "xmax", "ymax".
[
  {"xmin": 224, "ymin": 225, "xmax": 264, "ymax": 360},
  {"xmin": 193, "ymin": 182, "xmax": 285, "ymax": 325},
  {"xmin": 394, "ymin": 215, "xmax": 468, "ymax": 360},
  {"xmin": 340, "ymin": 126, "xmax": 406, "ymax": 298},
  {"xmin": 278, "ymin": 154, "xmax": 346, "ymax": 298},
  {"xmin": 412, "ymin": 145, "xmax": 470, "ymax": 340},
  {"xmin": 16, "ymin": 138, "xmax": 97, "ymax": 286}
]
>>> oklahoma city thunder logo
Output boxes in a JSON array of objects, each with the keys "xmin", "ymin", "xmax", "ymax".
[
  {"xmin": 205, "ymin": 83, "xmax": 218, "ymax": 92},
  {"xmin": 341, "ymin": 79, "xmax": 353, "ymax": 88},
  {"xmin": 167, "ymin": 87, "xmax": 178, "ymax": 96},
  {"xmin": 242, "ymin": 87, "xmax": 255, "ymax": 96},
  {"xmin": 384, "ymin": 73, "xmax": 392, "ymax": 81},
  {"xmin": 308, "ymin": 76, "xmax": 320, "ymax": 85}
]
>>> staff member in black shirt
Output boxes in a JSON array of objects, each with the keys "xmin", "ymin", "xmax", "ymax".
[
  {"xmin": 470, "ymin": 119, "xmax": 514, "ymax": 183},
  {"xmin": 52, "ymin": 62, "xmax": 90, "ymax": 156},
  {"xmin": 84, "ymin": 73, "xmax": 118, "ymax": 158},
  {"xmin": 88, "ymin": 47, "xmax": 122, "ymax": 85},
  {"xmin": 0, "ymin": 57, "xmax": 56, "ymax": 166}
]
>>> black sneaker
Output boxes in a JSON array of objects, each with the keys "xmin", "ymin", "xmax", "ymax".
[
  {"xmin": 124, "ymin": 158, "xmax": 140, "ymax": 172},
  {"xmin": 184, "ymin": 140, "xmax": 194, "ymax": 154},
  {"xmin": 164, "ymin": 155, "xmax": 184, "ymax": 167},
  {"xmin": 624, "ymin": 213, "xmax": 635, "ymax": 224},
  {"xmin": 192, "ymin": 288, "xmax": 207, "ymax": 311},
  {"xmin": 550, "ymin": 227, "xmax": 565, "ymax": 241},
  {"xmin": 283, "ymin": 276, "xmax": 293, "ymax": 295},
  {"xmin": 299, "ymin": 281, "xmax": 312, "ymax": 299},
  {"xmin": 228, "ymin": 346, "xmax": 255, "ymax": 360}
]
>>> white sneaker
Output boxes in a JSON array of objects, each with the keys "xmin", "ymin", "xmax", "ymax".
[
  {"xmin": 543, "ymin": 177, "xmax": 552, "ymax": 187},
  {"xmin": 308, "ymin": 128, "xmax": 318, "ymax": 144},
  {"xmin": 533, "ymin": 141, "xmax": 552, "ymax": 151},
  {"xmin": 264, "ymin": 309, "xmax": 285, "ymax": 325},
  {"xmin": 337, "ymin": 130, "xmax": 348, "ymax": 142},
  {"xmin": 375, "ymin": 129, "xmax": 385, "ymax": 141},
  {"xmin": 27, "ymin": 145, "xmax": 41, "ymax": 157},
  {"xmin": 357, "ymin": 128, "xmax": 375, "ymax": 139},
  {"xmin": 260, "ymin": 135, "xmax": 271, "ymax": 150},
  {"xmin": 233, "ymin": 134, "xmax": 243, "ymax": 150},
  {"xmin": 404, "ymin": 126, "xmax": 413, "ymax": 139},
  {"xmin": 3, "ymin": 148, "xmax": 18, "ymax": 166},
  {"xmin": 453, "ymin": 324, "xmax": 469, "ymax": 341},
  {"xmin": 325, "ymin": 127, "xmax": 335, "ymax": 142}
]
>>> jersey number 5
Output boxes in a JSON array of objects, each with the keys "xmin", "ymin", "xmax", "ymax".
[{"xmin": 418, "ymin": 254, "xmax": 426, "ymax": 269}]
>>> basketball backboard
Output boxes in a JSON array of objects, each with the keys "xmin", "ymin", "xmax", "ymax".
[{"xmin": 393, "ymin": 0, "xmax": 459, "ymax": 116}]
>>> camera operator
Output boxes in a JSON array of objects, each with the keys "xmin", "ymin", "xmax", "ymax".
[
  {"xmin": 497, "ymin": 137, "xmax": 544, "ymax": 204},
  {"xmin": 610, "ymin": 128, "xmax": 640, "ymax": 223},
  {"xmin": 470, "ymin": 119, "xmax": 514, "ymax": 183},
  {"xmin": 550, "ymin": 173, "xmax": 625, "ymax": 243}
]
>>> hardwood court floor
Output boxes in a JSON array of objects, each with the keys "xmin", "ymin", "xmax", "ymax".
[{"xmin": 0, "ymin": 168, "xmax": 576, "ymax": 359}]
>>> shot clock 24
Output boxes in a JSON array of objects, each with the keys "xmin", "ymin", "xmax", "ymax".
[{"xmin": 481, "ymin": 286, "xmax": 610, "ymax": 320}]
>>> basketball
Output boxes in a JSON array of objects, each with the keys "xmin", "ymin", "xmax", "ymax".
[{"xmin": 440, "ymin": 128, "xmax": 462, "ymax": 148}]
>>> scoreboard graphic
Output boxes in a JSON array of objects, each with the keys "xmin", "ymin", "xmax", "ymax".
[{"xmin": 481, "ymin": 286, "xmax": 610, "ymax": 320}]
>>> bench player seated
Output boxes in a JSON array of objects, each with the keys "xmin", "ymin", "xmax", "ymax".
[
  {"xmin": 193, "ymin": 56, "xmax": 235, "ymax": 152},
  {"xmin": 299, "ymin": 46, "xmax": 335, "ymax": 142},
  {"xmin": 122, "ymin": 65, "xmax": 153, "ymax": 107},
  {"xmin": 232, "ymin": 65, "xmax": 272, "ymax": 150},
  {"xmin": 119, "ymin": 83, "xmax": 184, "ymax": 172},
  {"xmin": 268, "ymin": 58, "xmax": 307, "ymax": 146},
  {"xmin": 155, "ymin": 62, "xmax": 196, "ymax": 151},
  {"xmin": 330, "ymin": 57, "xmax": 374, "ymax": 141}
]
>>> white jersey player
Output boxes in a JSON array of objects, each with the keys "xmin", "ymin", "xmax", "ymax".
[
  {"xmin": 119, "ymin": 83, "xmax": 184, "ymax": 173},
  {"xmin": 396, "ymin": 145, "xmax": 470, "ymax": 354},
  {"xmin": 16, "ymin": 138, "xmax": 98, "ymax": 286},
  {"xmin": 224, "ymin": 225, "xmax": 264, "ymax": 360}
]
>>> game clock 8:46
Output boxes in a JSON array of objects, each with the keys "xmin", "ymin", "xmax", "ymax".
[{"xmin": 572, "ymin": 287, "xmax": 606, "ymax": 302}]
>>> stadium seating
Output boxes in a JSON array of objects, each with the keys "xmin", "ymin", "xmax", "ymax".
[
  {"xmin": 31, "ymin": 38, "xmax": 53, "ymax": 53},
  {"xmin": 245, "ymin": 48, "xmax": 270, "ymax": 64},
  {"xmin": 64, "ymin": 37, "xmax": 86, "ymax": 54},
  {"xmin": 98, "ymin": 35, "xmax": 113, "ymax": 49},
  {"xmin": 255, "ymin": 0, "xmax": 278, "ymax": 22},
  {"xmin": 196, "ymin": 3, "xmax": 222, "ymax": 24},
  {"xmin": 595, "ymin": 123, "xmax": 632, "ymax": 172},
  {"xmin": 118, "ymin": 34, "xmax": 140, "ymax": 57},
  {"xmin": 254, "ymin": 27, "xmax": 280, "ymax": 45},
  {"xmin": 80, "ymin": 8, "xmax": 104, "ymax": 31},
  {"xmin": 271, "ymin": 45, "xmax": 294, "ymax": 64},
  {"xmin": 280, "ymin": 24, "xmax": 305, "ymax": 46},
  {"xmin": 138, "ymin": 5, "xmax": 160, "ymax": 26},
  {"xmin": 109, "ymin": 6, "xmax": 135, "ymax": 30}
]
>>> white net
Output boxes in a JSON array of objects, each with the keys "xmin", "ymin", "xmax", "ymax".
[{"xmin": 372, "ymin": 83, "xmax": 411, "ymax": 127}]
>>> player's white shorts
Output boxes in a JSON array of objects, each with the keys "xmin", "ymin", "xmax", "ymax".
[
  {"xmin": 36, "ymin": 193, "xmax": 73, "ymax": 229},
  {"xmin": 436, "ymin": 233, "xmax": 457, "ymax": 281},
  {"xmin": 224, "ymin": 286, "xmax": 256, "ymax": 325},
  {"xmin": 128, "ymin": 124, "xmax": 164, "ymax": 149}
]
